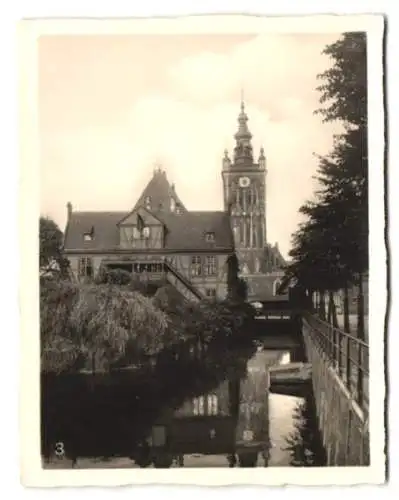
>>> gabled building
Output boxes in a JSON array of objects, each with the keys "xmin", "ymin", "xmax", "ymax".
[{"xmin": 63, "ymin": 101, "xmax": 286, "ymax": 302}]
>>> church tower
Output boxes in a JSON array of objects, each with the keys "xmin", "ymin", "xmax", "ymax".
[{"xmin": 222, "ymin": 100, "xmax": 267, "ymax": 277}]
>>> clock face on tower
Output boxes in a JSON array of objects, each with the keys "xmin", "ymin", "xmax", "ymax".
[{"xmin": 239, "ymin": 176, "xmax": 250, "ymax": 188}]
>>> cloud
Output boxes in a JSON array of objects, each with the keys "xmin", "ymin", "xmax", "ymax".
[{"xmin": 40, "ymin": 33, "xmax": 341, "ymax": 258}]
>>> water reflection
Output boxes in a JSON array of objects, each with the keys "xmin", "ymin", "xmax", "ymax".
[
  {"xmin": 268, "ymin": 350, "xmax": 327, "ymax": 467},
  {"xmin": 43, "ymin": 342, "xmax": 327, "ymax": 468},
  {"xmin": 283, "ymin": 396, "xmax": 327, "ymax": 466}
]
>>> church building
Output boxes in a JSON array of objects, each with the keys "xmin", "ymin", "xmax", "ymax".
[{"xmin": 63, "ymin": 101, "xmax": 286, "ymax": 302}]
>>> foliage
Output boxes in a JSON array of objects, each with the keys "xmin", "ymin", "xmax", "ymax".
[
  {"xmin": 40, "ymin": 278, "xmax": 169, "ymax": 373},
  {"xmin": 41, "ymin": 275, "xmax": 253, "ymax": 374},
  {"xmin": 40, "ymin": 216, "xmax": 70, "ymax": 277},
  {"xmin": 95, "ymin": 267, "xmax": 163, "ymax": 296},
  {"xmin": 315, "ymin": 32, "xmax": 367, "ymax": 128},
  {"xmin": 95, "ymin": 268, "xmax": 132, "ymax": 286},
  {"xmin": 284, "ymin": 32, "xmax": 368, "ymax": 334}
]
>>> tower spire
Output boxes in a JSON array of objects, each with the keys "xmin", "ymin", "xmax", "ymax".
[{"xmin": 234, "ymin": 96, "xmax": 253, "ymax": 164}]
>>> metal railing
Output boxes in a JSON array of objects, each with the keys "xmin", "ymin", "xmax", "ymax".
[{"xmin": 304, "ymin": 312, "xmax": 369, "ymax": 415}]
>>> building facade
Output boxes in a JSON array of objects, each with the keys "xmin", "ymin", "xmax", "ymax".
[{"xmin": 63, "ymin": 101, "xmax": 286, "ymax": 302}]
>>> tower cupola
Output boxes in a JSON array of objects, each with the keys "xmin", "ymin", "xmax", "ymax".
[{"xmin": 233, "ymin": 100, "xmax": 253, "ymax": 164}]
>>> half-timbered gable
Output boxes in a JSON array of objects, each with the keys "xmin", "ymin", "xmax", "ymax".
[{"xmin": 118, "ymin": 206, "xmax": 165, "ymax": 250}]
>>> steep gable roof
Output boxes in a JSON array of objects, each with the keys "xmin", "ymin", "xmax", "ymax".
[
  {"xmin": 117, "ymin": 205, "xmax": 165, "ymax": 227},
  {"xmin": 133, "ymin": 168, "xmax": 187, "ymax": 213},
  {"xmin": 63, "ymin": 209, "xmax": 234, "ymax": 252}
]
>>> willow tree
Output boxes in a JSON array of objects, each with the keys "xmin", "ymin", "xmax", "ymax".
[{"xmin": 40, "ymin": 279, "xmax": 169, "ymax": 374}]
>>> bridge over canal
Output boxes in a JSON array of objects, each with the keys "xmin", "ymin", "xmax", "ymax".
[{"xmin": 250, "ymin": 297, "xmax": 369, "ymax": 466}]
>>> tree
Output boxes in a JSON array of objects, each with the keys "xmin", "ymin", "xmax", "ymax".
[
  {"xmin": 40, "ymin": 216, "xmax": 70, "ymax": 277},
  {"xmin": 40, "ymin": 279, "xmax": 170, "ymax": 373},
  {"xmin": 285, "ymin": 32, "xmax": 368, "ymax": 338},
  {"xmin": 315, "ymin": 32, "xmax": 367, "ymax": 128},
  {"xmin": 315, "ymin": 32, "xmax": 368, "ymax": 339}
]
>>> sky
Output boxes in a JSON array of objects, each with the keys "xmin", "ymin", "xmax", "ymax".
[{"xmin": 39, "ymin": 33, "xmax": 342, "ymax": 258}]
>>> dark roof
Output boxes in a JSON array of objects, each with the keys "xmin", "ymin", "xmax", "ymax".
[
  {"xmin": 64, "ymin": 209, "xmax": 234, "ymax": 252},
  {"xmin": 133, "ymin": 169, "xmax": 187, "ymax": 213},
  {"xmin": 64, "ymin": 211, "xmax": 124, "ymax": 252},
  {"xmin": 246, "ymin": 274, "xmax": 288, "ymax": 302}
]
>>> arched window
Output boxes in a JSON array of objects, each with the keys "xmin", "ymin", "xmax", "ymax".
[
  {"xmin": 273, "ymin": 279, "xmax": 281, "ymax": 296},
  {"xmin": 238, "ymin": 189, "xmax": 244, "ymax": 211},
  {"xmin": 247, "ymin": 189, "xmax": 253, "ymax": 207}
]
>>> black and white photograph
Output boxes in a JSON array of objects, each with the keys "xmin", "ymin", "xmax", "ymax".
[{"xmin": 19, "ymin": 14, "xmax": 386, "ymax": 486}]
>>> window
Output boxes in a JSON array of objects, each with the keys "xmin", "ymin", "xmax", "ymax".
[
  {"xmin": 144, "ymin": 196, "xmax": 151, "ymax": 210},
  {"xmin": 205, "ymin": 232, "xmax": 215, "ymax": 242},
  {"xmin": 78, "ymin": 257, "xmax": 93, "ymax": 278},
  {"xmin": 132, "ymin": 226, "xmax": 150, "ymax": 239},
  {"xmin": 83, "ymin": 226, "xmax": 94, "ymax": 242},
  {"xmin": 273, "ymin": 279, "xmax": 281, "ymax": 296},
  {"xmin": 238, "ymin": 189, "xmax": 244, "ymax": 210},
  {"xmin": 170, "ymin": 198, "xmax": 176, "ymax": 212},
  {"xmin": 151, "ymin": 262, "xmax": 164, "ymax": 273},
  {"xmin": 193, "ymin": 395, "xmax": 218, "ymax": 415},
  {"xmin": 247, "ymin": 189, "xmax": 254, "ymax": 206},
  {"xmin": 206, "ymin": 288, "xmax": 216, "ymax": 299},
  {"xmin": 204, "ymin": 255, "xmax": 217, "ymax": 276},
  {"xmin": 193, "ymin": 396, "xmax": 205, "ymax": 415},
  {"xmin": 191, "ymin": 256, "xmax": 202, "ymax": 276},
  {"xmin": 207, "ymin": 394, "xmax": 218, "ymax": 415},
  {"xmin": 175, "ymin": 203, "xmax": 182, "ymax": 215}
]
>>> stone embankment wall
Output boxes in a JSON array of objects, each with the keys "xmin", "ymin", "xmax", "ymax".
[{"xmin": 302, "ymin": 320, "xmax": 369, "ymax": 466}]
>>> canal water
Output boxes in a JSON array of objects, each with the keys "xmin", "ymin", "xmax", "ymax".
[
  {"xmin": 47, "ymin": 347, "xmax": 327, "ymax": 469},
  {"xmin": 268, "ymin": 351, "xmax": 327, "ymax": 467}
]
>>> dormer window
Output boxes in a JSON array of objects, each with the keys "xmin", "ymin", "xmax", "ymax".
[
  {"xmin": 83, "ymin": 226, "xmax": 94, "ymax": 241},
  {"xmin": 175, "ymin": 203, "xmax": 182, "ymax": 215},
  {"xmin": 205, "ymin": 232, "xmax": 215, "ymax": 242},
  {"xmin": 170, "ymin": 198, "xmax": 176, "ymax": 212},
  {"xmin": 144, "ymin": 196, "xmax": 151, "ymax": 210}
]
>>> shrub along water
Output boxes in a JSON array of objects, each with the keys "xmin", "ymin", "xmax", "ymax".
[{"xmin": 40, "ymin": 276, "xmax": 255, "ymax": 462}]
